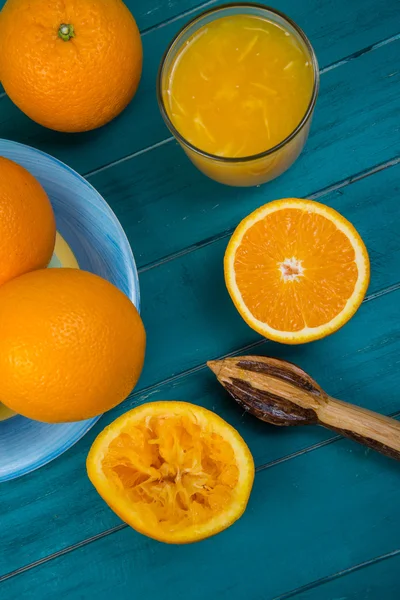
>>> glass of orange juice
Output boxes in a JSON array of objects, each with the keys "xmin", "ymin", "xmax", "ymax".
[{"xmin": 157, "ymin": 3, "xmax": 319, "ymax": 187}]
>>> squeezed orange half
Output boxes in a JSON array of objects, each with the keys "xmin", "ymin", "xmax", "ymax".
[{"xmin": 87, "ymin": 402, "xmax": 255, "ymax": 544}]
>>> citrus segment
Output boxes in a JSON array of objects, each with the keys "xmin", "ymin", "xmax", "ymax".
[
  {"xmin": 225, "ymin": 199, "xmax": 370, "ymax": 343},
  {"xmin": 49, "ymin": 233, "xmax": 80, "ymax": 269},
  {"xmin": 87, "ymin": 402, "xmax": 255, "ymax": 543}
]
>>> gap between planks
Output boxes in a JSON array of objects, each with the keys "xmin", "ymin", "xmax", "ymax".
[
  {"xmin": 0, "ymin": 0, "xmax": 217, "ymax": 100},
  {"xmin": 136, "ymin": 155, "xmax": 400, "ymax": 274},
  {"xmin": 82, "ymin": 31, "xmax": 400, "ymax": 179},
  {"xmin": 1, "ymin": 157, "xmax": 398, "ymax": 582},
  {"xmin": 2, "ymin": 409, "xmax": 399, "ymax": 585},
  {"xmin": 271, "ymin": 547, "xmax": 400, "ymax": 600},
  {"xmin": 0, "ymin": 12, "xmax": 398, "ymax": 585},
  {"xmin": 319, "ymin": 31, "xmax": 400, "ymax": 73},
  {"xmin": 140, "ymin": 0, "xmax": 221, "ymax": 36},
  {"xmin": 118, "ymin": 279, "xmax": 400, "ymax": 410}
]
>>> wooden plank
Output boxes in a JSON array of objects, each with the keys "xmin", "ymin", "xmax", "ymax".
[
  {"xmin": 136, "ymin": 162, "xmax": 400, "ymax": 391},
  {"xmin": 2, "ymin": 413, "xmax": 400, "ymax": 599},
  {"xmin": 0, "ymin": 2, "xmax": 399, "ymax": 594},
  {"xmin": 0, "ymin": 3, "xmax": 398, "ymax": 176},
  {"xmin": 1, "ymin": 162, "xmax": 399, "ymax": 575},
  {"xmin": 126, "ymin": 0, "xmax": 206, "ymax": 31},
  {"xmin": 0, "ymin": 0, "xmax": 205, "ymax": 35},
  {"xmin": 1, "ymin": 248, "xmax": 400, "ymax": 575},
  {"xmin": 0, "ymin": 0, "xmax": 399, "ymax": 51},
  {"xmin": 276, "ymin": 551, "xmax": 400, "ymax": 599},
  {"xmin": 88, "ymin": 39, "xmax": 400, "ymax": 268},
  {"xmin": 0, "ymin": 0, "xmax": 206, "ymax": 96}
]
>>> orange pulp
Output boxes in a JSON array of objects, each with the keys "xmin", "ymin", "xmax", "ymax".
[
  {"xmin": 164, "ymin": 14, "xmax": 314, "ymax": 158},
  {"xmin": 224, "ymin": 199, "xmax": 370, "ymax": 344},
  {"xmin": 87, "ymin": 402, "xmax": 255, "ymax": 543}
]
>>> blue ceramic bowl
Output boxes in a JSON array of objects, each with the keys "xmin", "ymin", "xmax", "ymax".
[{"xmin": 0, "ymin": 139, "xmax": 140, "ymax": 482}]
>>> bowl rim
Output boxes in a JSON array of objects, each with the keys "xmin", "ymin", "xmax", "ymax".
[
  {"xmin": 0, "ymin": 138, "xmax": 140, "ymax": 311},
  {"xmin": 0, "ymin": 138, "xmax": 140, "ymax": 482},
  {"xmin": 0, "ymin": 416, "xmax": 102, "ymax": 482}
]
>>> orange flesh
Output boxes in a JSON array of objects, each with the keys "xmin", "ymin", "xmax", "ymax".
[
  {"xmin": 233, "ymin": 209, "xmax": 358, "ymax": 331},
  {"xmin": 102, "ymin": 413, "xmax": 240, "ymax": 533},
  {"xmin": 164, "ymin": 14, "xmax": 314, "ymax": 157}
]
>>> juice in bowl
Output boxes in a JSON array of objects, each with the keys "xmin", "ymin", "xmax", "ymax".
[
  {"xmin": 0, "ymin": 232, "xmax": 79, "ymax": 422},
  {"xmin": 157, "ymin": 4, "xmax": 319, "ymax": 186}
]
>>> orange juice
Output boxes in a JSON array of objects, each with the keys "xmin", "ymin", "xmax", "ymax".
[
  {"xmin": 164, "ymin": 14, "xmax": 314, "ymax": 158},
  {"xmin": 159, "ymin": 6, "xmax": 318, "ymax": 186}
]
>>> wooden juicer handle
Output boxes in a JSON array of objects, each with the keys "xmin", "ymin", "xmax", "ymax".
[{"xmin": 208, "ymin": 356, "xmax": 400, "ymax": 461}]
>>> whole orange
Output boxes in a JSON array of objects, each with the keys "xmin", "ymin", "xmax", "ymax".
[
  {"xmin": 0, "ymin": 269, "xmax": 146, "ymax": 423},
  {"xmin": 0, "ymin": 0, "xmax": 143, "ymax": 132},
  {"xmin": 0, "ymin": 157, "xmax": 56, "ymax": 286}
]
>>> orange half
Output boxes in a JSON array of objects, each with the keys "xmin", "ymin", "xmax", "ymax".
[
  {"xmin": 225, "ymin": 199, "xmax": 370, "ymax": 344},
  {"xmin": 87, "ymin": 402, "xmax": 254, "ymax": 544}
]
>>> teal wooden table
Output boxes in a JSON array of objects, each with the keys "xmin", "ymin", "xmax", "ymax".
[{"xmin": 1, "ymin": 0, "xmax": 400, "ymax": 598}]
